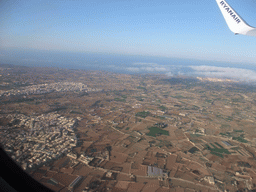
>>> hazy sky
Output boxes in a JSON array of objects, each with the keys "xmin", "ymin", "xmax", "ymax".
[{"xmin": 1, "ymin": 0, "xmax": 256, "ymax": 65}]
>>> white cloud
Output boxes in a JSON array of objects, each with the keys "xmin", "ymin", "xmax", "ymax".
[
  {"xmin": 143, "ymin": 66, "xmax": 166, "ymax": 72},
  {"xmin": 133, "ymin": 62, "xmax": 159, "ymax": 66},
  {"xmin": 126, "ymin": 67, "xmax": 140, "ymax": 72},
  {"xmin": 190, "ymin": 65, "xmax": 256, "ymax": 82},
  {"xmin": 126, "ymin": 66, "xmax": 167, "ymax": 72},
  {"xmin": 166, "ymin": 72, "xmax": 173, "ymax": 76},
  {"xmin": 126, "ymin": 62, "xmax": 169, "ymax": 73}
]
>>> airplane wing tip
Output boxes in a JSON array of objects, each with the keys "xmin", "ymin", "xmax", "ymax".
[{"xmin": 216, "ymin": 0, "xmax": 256, "ymax": 37}]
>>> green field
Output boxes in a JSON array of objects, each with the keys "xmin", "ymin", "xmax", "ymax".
[
  {"xmin": 159, "ymin": 105, "xmax": 167, "ymax": 111},
  {"xmin": 220, "ymin": 131, "xmax": 248, "ymax": 143},
  {"xmin": 146, "ymin": 127, "xmax": 169, "ymax": 137},
  {"xmin": 114, "ymin": 98, "xmax": 126, "ymax": 102},
  {"xmin": 70, "ymin": 110, "xmax": 82, "ymax": 114},
  {"xmin": 232, "ymin": 136, "xmax": 248, "ymax": 143},
  {"xmin": 190, "ymin": 134, "xmax": 203, "ymax": 137},
  {"xmin": 205, "ymin": 143, "xmax": 231, "ymax": 158},
  {"xmin": 135, "ymin": 111, "xmax": 150, "ymax": 118},
  {"xmin": 210, "ymin": 151, "xmax": 224, "ymax": 158},
  {"xmin": 234, "ymin": 130, "xmax": 244, "ymax": 133},
  {"xmin": 214, "ymin": 142, "xmax": 224, "ymax": 149}
]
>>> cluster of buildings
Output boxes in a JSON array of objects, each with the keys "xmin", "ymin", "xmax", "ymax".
[
  {"xmin": 1, "ymin": 112, "xmax": 78, "ymax": 170},
  {"xmin": 0, "ymin": 82, "xmax": 101, "ymax": 97}
]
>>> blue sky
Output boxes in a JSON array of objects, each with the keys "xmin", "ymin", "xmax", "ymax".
[{"xmin": 1, "ymin": 0, "xmax": 256, "ymax": 65}]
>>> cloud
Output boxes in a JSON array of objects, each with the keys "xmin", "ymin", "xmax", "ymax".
[
  {"xmin": 133, "ymin": 62, "xmax": 159, "ymax": 66},
  {"xmin": 143, "ymin": 66, "xmax": 166, "ymax": 72},
  {"xmin": 190, "ymin": 65, "xmax": 256, "ymax": 82},
  {"xmin": 166, "ymin": 72, "xmax": 173, "ymax": 76},
  {"xmin": 126, "ymin": 62, "xmax": 169, "ymax": 73},
  {"xmin": 126, "ymin": 66, "xmax": 166, "ymax": 72},
  {"xmin": 126, "ymin": 67, "xmax": 140, "ymax": 72},
  {"xmin": 124, "ymin": 63, "xmax": 256, "ymax": 83}
]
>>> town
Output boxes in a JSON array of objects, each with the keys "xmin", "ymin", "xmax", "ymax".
[
  {"xmin": 1, "ymin": 113, "xmax": 78, "ymax": 170},
  {"xmin": 0, "ymin": 64, "xmax": 256, "ymax": 192}
]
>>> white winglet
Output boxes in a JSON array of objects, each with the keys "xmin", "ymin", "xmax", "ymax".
[{"xmin": 216, "ymin": 0, "xmax": 256, "ymax": 36}]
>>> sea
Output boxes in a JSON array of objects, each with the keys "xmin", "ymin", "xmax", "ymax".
[{"xmin": 1, "ymin": 47, "xmax": 256, "ymax": 82}]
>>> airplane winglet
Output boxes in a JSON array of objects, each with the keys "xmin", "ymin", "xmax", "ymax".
[{"xmin": 216, "ymin": 0, "xmax": 256, "ymax": 37}]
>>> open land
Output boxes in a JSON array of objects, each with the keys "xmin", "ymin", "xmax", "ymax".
[{"xmin": 1, "ymin": 64, "xmax": 256, "ymax": 191}]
